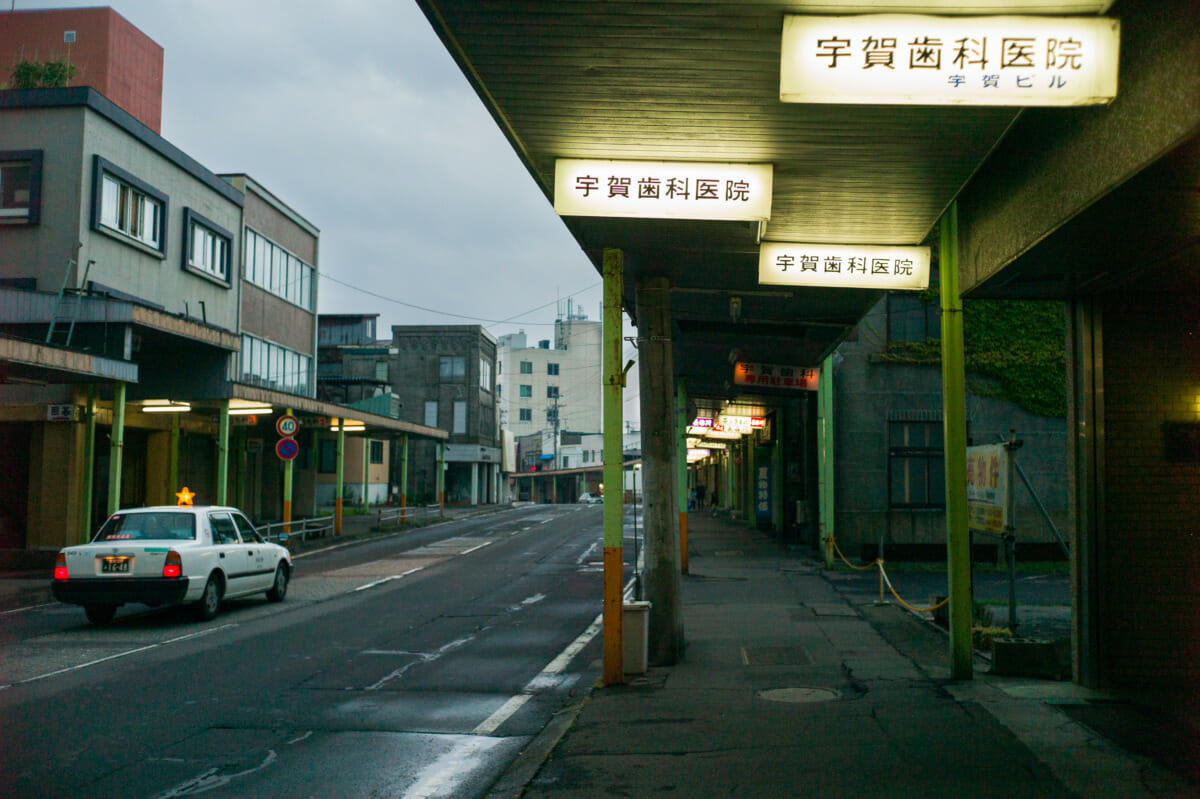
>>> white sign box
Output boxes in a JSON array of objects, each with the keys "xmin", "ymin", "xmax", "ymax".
[
  {"xmin": 781, "ymin": 14, "xmax": 1119, "ymax": 106},
  {"xmin": 759, "ymin": 242, "xmax": 930, "ymax": 290},
  {"xmin": 555, "ymin": 159, "xmax": 773, "ymax": 222}
]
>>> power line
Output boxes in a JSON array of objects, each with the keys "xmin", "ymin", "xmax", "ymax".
[{"xmin": 319, "ymin": 272, "xmax": 601, "ymax": 327}]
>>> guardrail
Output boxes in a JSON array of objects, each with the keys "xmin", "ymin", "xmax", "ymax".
[
  {"xmin": 376, "ymin": 504, "xmax": 441, "ymax": 527},
  {"xmin": 258, "ymin": 515, "xmax": 335, "ymax": 546}
]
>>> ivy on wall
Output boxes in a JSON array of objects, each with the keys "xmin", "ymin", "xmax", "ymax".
[{"xmin": 879, "ymin": 297, "xmax": 1067, "ymax": 418}]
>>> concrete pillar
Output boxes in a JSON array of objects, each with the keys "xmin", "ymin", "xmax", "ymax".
[
  {"xmin": 471, "ymin": 461, "xmax": 479, "ymax": 505},
  {"xmin": 107, "ymin": 382, "xmax": 126, "ymax": 515},
  {"xmin": 636, "ymin": 276, "xmax": 684, "ymax": 666}
]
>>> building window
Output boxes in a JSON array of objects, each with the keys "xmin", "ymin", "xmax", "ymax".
[
  {"xmin": 374, "ymin": 361, "xmax": 388, "ymax": 382},
  {"xmin": 480, "ymin": 358, "xmax": 492, "ymax": 391},
  {"xmin": 547, "ymin": 362, "xmax": 559, "ymax": 376},
  {"xmin": 244, "ymin": 227, "xmax": 315, "ymax": 311},
  {"xmin": 440, "ymin": 355, "xmax": 466, "ymax": 381},
  {"xmin": 547, "ymin": 385, "xmax": 559, "ymax": 398},
  {"xmin": 519, "ymin": 384, "xmax": 532, "ymax": 398},
  {"xmin": 0, "ymin": 150, "xmax": 42, "ymax": 225},
  {"xmin": 888, "ymin": 292, "xmax": 940, "ymax": 343},
  {"xmin": 425, "ymin": 401, "xmax": 438, "ymax": 427},
  {"xmin": 519, "ymin": 408, "xmax": 532, "ymax": 422},
  {"xmin": 183, "ymin": 209, "xmax": 232, "ymax": 285},
  {"xmin": 519, "ymin": 361, "xmax": 533, "ymax": 374},
  {"xmin": 453, "ymin": 401, "xmax": 467, "ymax": 434},
  {"xmin": 888, "ymin": 420, "xmax": 945, "ymax": 508},
  {"xmin": 318, "ymin": 439, "xmax": 337, "ymax": 474},
  {"xmin": 239, "ymin": 333, "xmax": 312, "ymax": 396},
  {"xmin": 547, "ymin": 408, "xmax": 559, "ymax": 424},
  {"xmin": 93, "ymin": 156, "xmax": 166, "ymax": 254},
  {"xmin": 369, "ymin": 440, "xmax": 384, "ymax": 464}
]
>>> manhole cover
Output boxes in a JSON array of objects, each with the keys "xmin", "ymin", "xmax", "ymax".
[{"xmin": 758, "ymin": 687, "xmax": 840, "ymax": 704}]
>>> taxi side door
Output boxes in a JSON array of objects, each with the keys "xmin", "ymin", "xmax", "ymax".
[
  {"xmin": 208, "ymin": 511, "xmax": 254, "ymax": 598},
  {"xmin": 232, "ymin": 511, "xmax": 274, "ymax": 591}
]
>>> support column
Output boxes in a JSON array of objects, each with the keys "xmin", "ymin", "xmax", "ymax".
[
  {"xmin": 169, "ymin": 411, "xmax": 180, "ymax": 500},
  {"xmin": 80, "ymin": 385, "xmax": 96, "ymax": 542},
  {"xmin": 636, "ymin": 275, "xmax": 683, "ymax": 666},
  {"xmin": 471, "ymin": 462, "xmax": 479, "ymax": 505},
  {"xmin": 940, "ymin": 203, "xmax": 973, "ymax": 680},
  {"xmin": 283, "ymin": 407, "xmax": 294, "ymax": 532},
  {"xmin": 675, "ymin": 379, "xmax": 689, "ymax": 574},
  {"xmin": 106, "ymin": 383, "xmax": 126, "ymax": 515},
  {"xmin": 335, "ymin": 420, "xmax": 345, "ymax": 535},
  {"xmin": 400, "ymin": 435, "xmax": 409, "ymax": 522},
  {"xmin": 216, "ymin": 399, "xmax": 230, "ymax": 505},
  {"xmin": 438, "ymin": 442, "xmax": 445, "ymax": 518},
  {"xmin": 1068, "ymin": 295, "xmax": 1104, "ymax": 688},
  {"xmin": 601, "ymin": 249, "xmax": 625, "ymax": 685},
  {"xmin": 818, "ymin": 353, "xmax": 835, "ymax": 568}
]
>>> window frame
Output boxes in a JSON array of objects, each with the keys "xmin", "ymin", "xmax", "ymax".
[
  {"xmin": 887, "ymin": 419, "xmax": 946, "ymax": 509},
  {"xmin": 453, "ymin": 400, "xmax": 467, "ymax": 434},
  {"xmin": 91, "ymin": 155, "xmax": 167, "ymax": 256},
  {"xmin": 440, "ymin": 355, "xmax": 466, "ymax": 382},
  {"xmin": 519, "ymin": 361, "xmax": 533, "ymax": 374},
  {"xmin": 519, "ymin": 408, "xmax": 532, "ymax": 422},
  {"xmin": 0, "ymin": 149, "xmax": 42, "ymax": 226},
  {"xmin": 547, "ymin": 362, "xmax": 559, "ymax": 376},
  {"xmin": 369, "ymin": 440, "xmax": 384, "ymax": 465},
  {"xmin": 519, "ymin": 384, "xmax": 532, "ymax": 398},
  {"xmin": 182, "ymin": 208, "xmax": 233, "ymax": 287}
]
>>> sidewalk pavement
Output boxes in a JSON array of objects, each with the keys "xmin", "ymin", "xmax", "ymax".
[{"xmin": 490, "ymin": 511, "xmax": 1198, "ymax": 799}]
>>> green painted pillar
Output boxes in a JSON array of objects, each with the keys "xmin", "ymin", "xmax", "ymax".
[
  {"xmin": 169, "ymin": 412, "xmax": 180, "ymax": 499},
  {"xmin": 335, "ymin": 423, "xmax": 345, "ymax": 535},
  {"xmin": 216, "ymin": 399, "xmax": 230, "ymax": 505},
  {"xmin": 399, "ymin": 435, "xmax": 409, "ymax": 520},
  {"xmin": 81, "ymin": 386, "xmax": 96, "ymax": 542},
  {"xmin": 940, "ymin": 202, "xmax": 973, "ymax": 681},
  {"xmin": 601, "ymin": 248, "xmax": 625, "ymax": 685},
  {"xmin": 818, "ymin": 354, "xmax": 835, "ymax": 568},
  {"xmin": 283, "ymin": 407, "xmax": 294, "ymax": 529},
  {"xmin": 106, "ymin": 382, "xmax": 126, "ymax": 515},
  {"xmin": 773, "ymin": 410, "xmax": 785, "ymax": 533},
  {"xmin": 438, "ymin": 441, "xmax": 445, "ymax": 518}
]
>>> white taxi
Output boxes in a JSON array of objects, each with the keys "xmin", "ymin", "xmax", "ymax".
[{"xmin": 52, "ymin": 506, "xmax": 292, "ymax": 626}]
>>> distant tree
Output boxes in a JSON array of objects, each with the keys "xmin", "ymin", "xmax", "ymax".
[{"xmin": 7, "ymin": 57, "xmax": 76, "ymax": 89}]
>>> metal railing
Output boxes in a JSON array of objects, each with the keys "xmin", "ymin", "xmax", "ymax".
[
  {"xmin": 258, "ymin": 515, "xmax": 335, "ymax": 546},
  {"xmin": 376, "ymin": 504, "xmax": 441, "ymax": 526}
]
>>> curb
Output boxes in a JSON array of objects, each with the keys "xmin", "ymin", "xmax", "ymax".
[{"xmin": 484, "ymin": 689, "xmax": 594, "ymax": 798}]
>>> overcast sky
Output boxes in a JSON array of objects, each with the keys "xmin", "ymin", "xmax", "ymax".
[{"xmin": 14, "ymin": 0, "xmax": 641, "ymax": 422}]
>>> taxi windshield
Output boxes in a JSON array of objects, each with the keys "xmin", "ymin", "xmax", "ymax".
[{"xmin": 93, "ymin": 512, "xmax": 196, "ymax": 542}]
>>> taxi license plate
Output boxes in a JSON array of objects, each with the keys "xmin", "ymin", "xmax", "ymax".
[{"xmin": 100, "ymin": 556, "xmax": 132, "ymax": 574}]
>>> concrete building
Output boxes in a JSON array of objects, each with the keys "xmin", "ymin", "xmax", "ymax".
[
  {"xmin": 0, "ymin": 7, "xmax": 164, "ymax": 133},
  {"xmin": 497, "ymin": 305, "xmax": 601, "ymax": 439},
  {"xmin": 390, "ymin": 325, "xmax": 499, "ymax": 505}
]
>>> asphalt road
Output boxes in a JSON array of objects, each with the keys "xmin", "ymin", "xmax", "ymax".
[{"xmin": 0, "ymin": 504, "xmax": 612, "ymax": 798}]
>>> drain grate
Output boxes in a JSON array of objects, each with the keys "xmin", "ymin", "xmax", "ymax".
[{"xmin": 741, "ymin": 645, "xmax": 811, "ymax": 666}]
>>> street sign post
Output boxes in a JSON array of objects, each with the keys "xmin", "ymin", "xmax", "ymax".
[
  {"xmin": 276, "ymin": 414, "xmax": 300, "ymax": 437},
  {"xmin": 276, "ymin": 437, "xmax": 299, "ymax": 461}
]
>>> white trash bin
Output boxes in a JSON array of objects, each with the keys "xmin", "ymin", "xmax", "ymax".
[{"xmin": 622, "ymin": 601, "xmax": 651, "ymax": 675}]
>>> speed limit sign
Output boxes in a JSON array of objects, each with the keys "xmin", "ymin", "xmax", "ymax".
[{"xmin": 276, "ymin": 414, "xmax": 300, "ymax": 437}]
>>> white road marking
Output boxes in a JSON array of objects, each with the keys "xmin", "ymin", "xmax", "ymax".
[
  {"xmin": 576, "ymin": 541, "xmax": 601, "ymax": 565},
  {"xmin": 353, "ymin": 566, "xmax": 424, "ymax": 592},
  {"xmin": 19, "ymin": 624, "xmax": 238, "ymax": 685},
  {"xmin": 459, "ymin": 540, "xmax": 492, "ymax": 555},
  {"xmin": 0, "ymin": 602, "xmax": 56, "ymax": 615},
  {"xmin": 399, "ymin": 736, "xmax": 507, "ymax": 799},
  {"xmin": 286, "ymin": 730, "xmax": 313, "ymax": 745},
  {"xmin": 152, "ymin": 749, "xmax": 277, "ymax": 797},
  {"xmin": 507, "ymin": 593, "xmax": 546, "ymax": 613},
  {"xmin": 366, "ymin": 634, "xmax": 477, "ymax": 691},
  {"xmin": 472, "ymin": 613, "xmax": 603, "ymax": 736}
]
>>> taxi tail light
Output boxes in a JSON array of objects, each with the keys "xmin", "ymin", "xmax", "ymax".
[
  {"xmin": 162, "ymin": 550, "xmax": 183, "ymax": 579},
  {"xmin": 53, "ymin": 552, "xmax": 68, "ymax": 581}
]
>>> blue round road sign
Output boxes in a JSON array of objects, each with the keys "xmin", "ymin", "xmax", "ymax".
[{"xmin": 276, "ymin": 437, "xmax": 299, "ymax": 461}]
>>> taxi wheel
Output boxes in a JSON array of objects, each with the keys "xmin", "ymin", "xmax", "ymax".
[
  {"xmin": 196, "ymin": 576, "xmax": 221, "ymax": 621},
  {"xmin": 84, "ymin": 603, "xmax": 117, "ymax": 626},
  {"xmin": 266, "ymin": 563, "xmax": 289, "ymax": 602}
]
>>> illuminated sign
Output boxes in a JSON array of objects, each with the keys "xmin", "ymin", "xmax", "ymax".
[
  {"xmin": 555, "ymin": 159, "xmax": 773, "ymax": 222},
  {"xmin": 717, "ymin": 415, "xmax": 764, "ymax": 435},
  {"xmin": 734, "ymin": 362, "xmax": 819, "ymax": 391},
  {"xmin": 687, "ymin": 438, "xmax": 728, "ymax": 450},
  {"xmin": 780, "ymin": 15, "xmax": 1119, "ymax": 106},
  {"xmin": 759, "ymin": 242, "xmax": 930, "ymax": 290},
  {"xmin": 687, "ymin": 449, "xmax": 712, "ymax": 462}
]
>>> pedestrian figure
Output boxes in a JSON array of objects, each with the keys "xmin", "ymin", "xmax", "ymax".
[
  {"xmin": 709, "ymin": 487, "xmax": 719, "ymax": 516},
  {"xmin": 688, "ymin": 487, "xmax": 696, "ymax": 510},
  {"xmin": 695, "ymin": 484, "xmax": 706, "ymax": 507}
]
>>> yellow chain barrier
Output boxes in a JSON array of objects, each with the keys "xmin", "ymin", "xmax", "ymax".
[{"xmin": 829, "ymin": 538, "xmax": 950, "ymax": 614}]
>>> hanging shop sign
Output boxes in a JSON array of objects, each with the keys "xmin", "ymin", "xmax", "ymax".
[
  {"xmin": 715, "ymin": 415, "xmax": 764, "ymax": 435},
  {"xmin": 734, "ymin": 362, "xmax": 819, "ymax": 391},
  {"xmin": 554, "ymin": 159, "xmax": 773, "ymax": 222},
  {"xmin": 759, "ymin": 242, "xmax": 930, "ymax": 290},
  {"xmin": 780, "ymin": 14, "xmax": 1119, "ymax": 107}
]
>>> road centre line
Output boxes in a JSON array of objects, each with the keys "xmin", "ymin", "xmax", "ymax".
[
  {"xmin": 19, "ymin": 623, "xmax": 238, "ymax": 685},
  {"xmin": 473, "ymin": 613, "xmax": 604, "ymax": 736},
  {"xmin": 459, "ymin": 540, "xmax": 493, "ymax": 555},
  {"xmin": 0, "ymin": 602, "xmax": 57, "ymax": 616}
]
